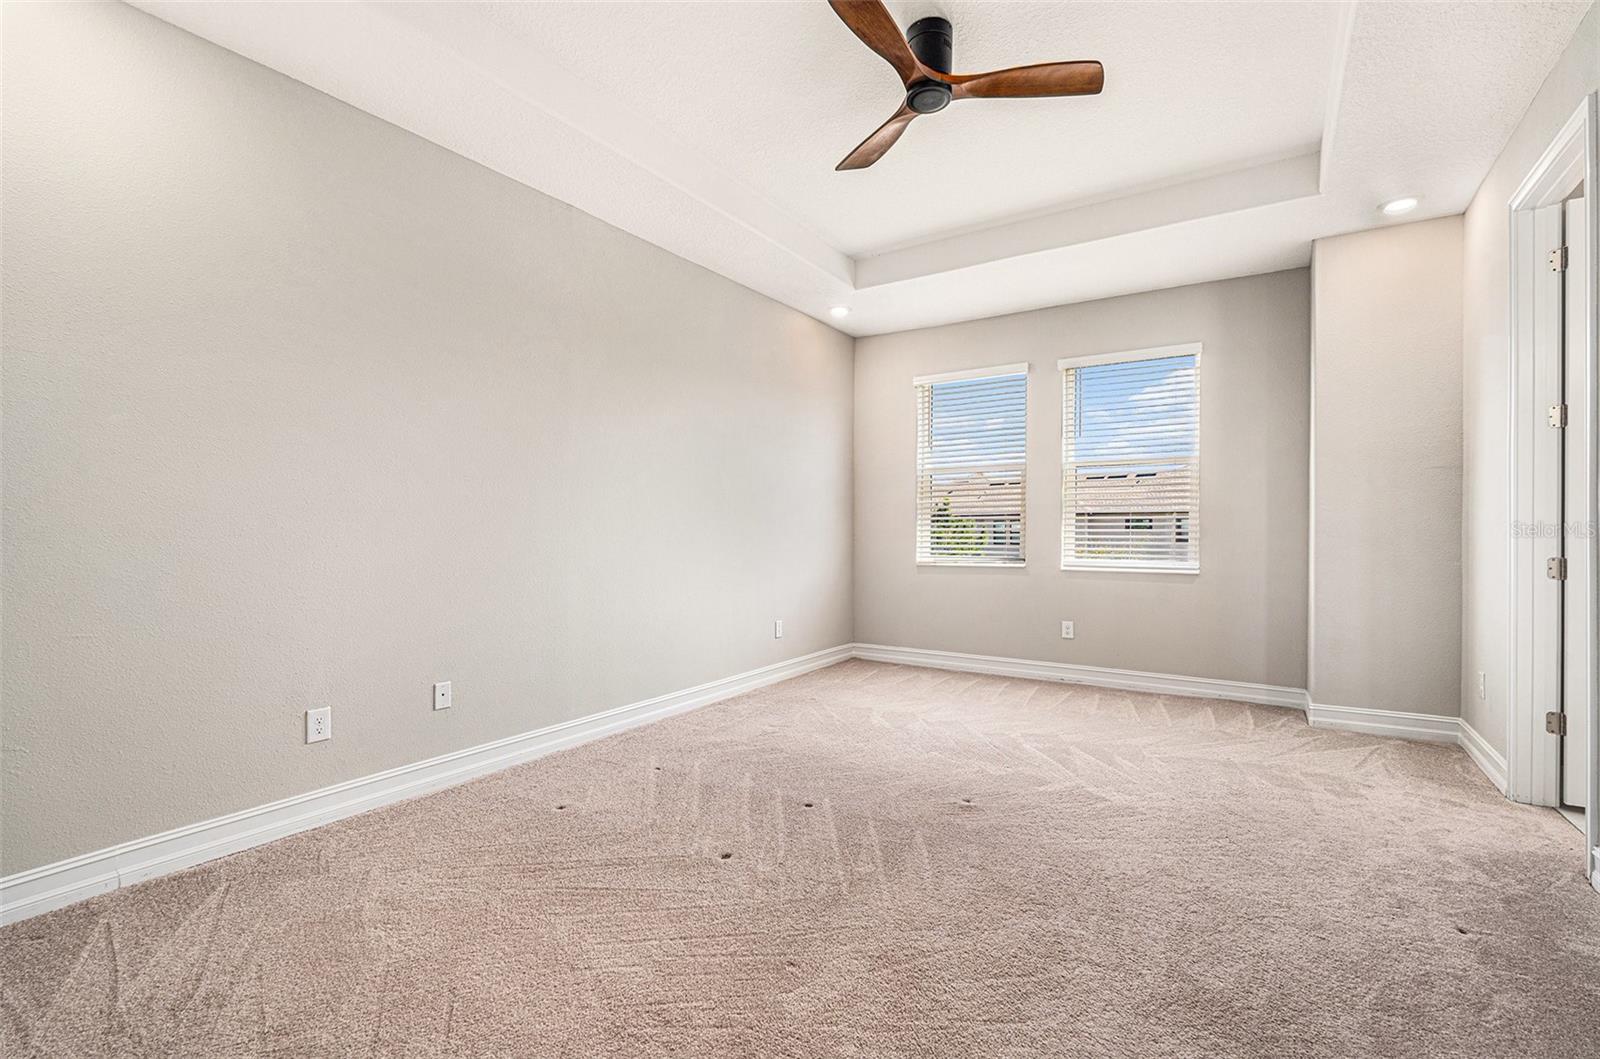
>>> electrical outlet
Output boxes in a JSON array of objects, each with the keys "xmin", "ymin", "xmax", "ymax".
[
  {"xmin": 1477, "ymin": 672, "xmax": 1487, "ymax": 700},
  {"xmin": 1060, "ymin": 621, "xmax": 1075, "ymax": 640},
  {"xmin": 774, "ymin": 619, "xmax": 784, "ymax": 639},
  {"xmin": 434, "ymin": 681, "xmax": 452, "ymax": 711},
  {"xmin": 305, "ymin": 706, "xmax": 331, "ymax": 744}
]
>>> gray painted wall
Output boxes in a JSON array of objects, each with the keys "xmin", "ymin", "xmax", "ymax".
[
  {"xmin": 2, "ymin": 0, "xmax": 1540, "ymax": 881},
  {"xmin": 0, "ymin": 2, "xmax": 854, "ymax": 874},
  {"xmin": 1462, "ymin": 5, "xmax": 1599, "ymax": 754},
  {"xmin": 853, "ymin": 271, "xmax": 1311, "ymax": 688},
  {"xmin": 1309, "ymin": 217, "xmax": 1464, "ymax": 717}
]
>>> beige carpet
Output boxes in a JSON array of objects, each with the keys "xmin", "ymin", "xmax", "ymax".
[{"xmin": 3, "ymin": 659, "xmax": 1598, "ymax": 1057}]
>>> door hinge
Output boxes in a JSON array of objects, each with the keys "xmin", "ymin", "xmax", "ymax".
[
  {"xmin": 1548, "ymin": 403, "xmax": 1568, "ymax": 428},
  {"xmin": 1547, "ymin": 556, "xmax": 1568, "ymax": 580},
  {"xmin": 1546, "ymin": 711, "xmax": 1568, "ymax": 736},
  {"xmin": 1550, "ymin": 245, "xmax": 1569, "ymax": 272}
]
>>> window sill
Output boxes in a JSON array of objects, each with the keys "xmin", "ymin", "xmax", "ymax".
[
  {"xmin": 1061, "ymin": 562, "xmax": 1198, "ymax": 575},
  {"xmin": 917, "ymin": 560, "xmax": 1028, "ymax": 568}
]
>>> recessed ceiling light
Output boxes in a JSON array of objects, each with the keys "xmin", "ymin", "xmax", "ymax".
[
  {"xmin": 1380, "ymin": 197, "xmax": 1419, "ymax": 217},
  {"xmin": 829, "ymin": 306, "xmax": 850, "ymax": 319}
]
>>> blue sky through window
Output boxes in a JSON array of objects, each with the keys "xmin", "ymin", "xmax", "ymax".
[
  {"xmin": 1071, "ymin": 354, "xmax": 1197, "ymax": 468},
  {"xmin": 927, "ymin": 373, "xmax": 1026, "ymax": 472}
]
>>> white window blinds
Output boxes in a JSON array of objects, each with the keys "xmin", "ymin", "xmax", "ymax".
[
  {"xmin": 914, "ymin": 364, "xmax": 1028, "ymax": 566},
  {"xmin": 1060, "ymin": 345, "xmax": 1200, "ymax": 572}
]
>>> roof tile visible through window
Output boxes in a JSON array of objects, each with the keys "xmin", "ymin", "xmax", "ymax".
[
  {"xmin": 1061, "ymin": 347, "xmax": 1200, "ymax": 573},
  {"xmin": 915, "ymin": 367, "xmax": 1028, "ymax": 566}
]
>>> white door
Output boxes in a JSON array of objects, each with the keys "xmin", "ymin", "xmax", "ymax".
[
  {"xmin": 1561, "ymin": 194, "xmax": 1589, "ymax": 810},
  {"xmin": 1531, "ymin": 202, "xmax": 1565, "ymax": 807}
]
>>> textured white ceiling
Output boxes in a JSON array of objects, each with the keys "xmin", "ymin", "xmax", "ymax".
[
  {"xmin": 488, "ymin": 1, "xmax": 1343, "ymax": 255},
  {"xmin": 133, "ymin": 0, "xmax": 1595, "ymax": 336}
]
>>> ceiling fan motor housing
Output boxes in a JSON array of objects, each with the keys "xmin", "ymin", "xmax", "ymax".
[{"xmin": 905, "ymin": 16, "xmax": 953, "ymax": 114}]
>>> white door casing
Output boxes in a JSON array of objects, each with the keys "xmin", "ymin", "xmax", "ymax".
[
  {"xmin": 1506, "ymin": 93, "xmax": 1598, "ymax": 890},
  {"xmin": 1561, "ymin": 193, "xmax": 1589, "ymax": 811}
]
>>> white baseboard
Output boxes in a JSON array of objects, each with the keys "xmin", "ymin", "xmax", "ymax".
[
  {"xmin": 1306, "ymin": 701, "xmax": 1460, "ymax": 744},
  {"xmin": 0, "ymin": 641, "xmax": 1518, "ymax": 925},
  {"xmin": 851, "ymin": 642, "xmax": 1310, "ymax": 710},
  {"xmin": 864, "ymin": 644, "xmax": 1509, "ymax": 786},
  {"xmin": 0, "ymin": 644, "xmax": 853, "ymax": 926},
  {"xmin": 1457, "ymin": 719, "xmax": 1509, "ymax": 793}
]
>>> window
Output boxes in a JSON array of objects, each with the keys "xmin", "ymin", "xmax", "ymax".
[
  {"xmin": 914, "ymin": 364, "xmax": 1028, "ymax": 565},
  {"xmin": 1060, "ymin": 344, "xmax": 1200, "ymax": 572}
]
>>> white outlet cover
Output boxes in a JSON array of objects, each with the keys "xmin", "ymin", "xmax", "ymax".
[
  {"xmin": 305, "ymin": 706, "xmax": 331, "ymax": 744},
  {"xmin": 774, "ymin": 619, "xmax": 783, "ymax": 639},
  {"xmin": 1061, "ymin": 621, "xmax": 1075, "ymax": 640},
  {"xmin": 434, "ymin": 681, "xmax": 452, "ymax": 710}
]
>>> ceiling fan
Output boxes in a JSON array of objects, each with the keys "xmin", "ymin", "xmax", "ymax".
[{"xmin": 827, "ymin": 0, "xmax": 1104, "ymax": 170}]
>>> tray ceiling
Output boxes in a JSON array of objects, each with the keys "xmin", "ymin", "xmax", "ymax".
[{"xmin": 134, "ymin": 0, "xmax": 1594, "ymax": 336}]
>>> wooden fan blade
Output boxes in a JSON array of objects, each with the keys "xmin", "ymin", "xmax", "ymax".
[
  {"xmin": 946, "ymin": 61, "xmax": 1104, "ymax": 100},
  {"xmin": 828, "ymin": 0, "xmax": 920, "ymax": 86},
  {"xmin": 836, "ymin": 104, "xmax": 917, "ymax": 171}
]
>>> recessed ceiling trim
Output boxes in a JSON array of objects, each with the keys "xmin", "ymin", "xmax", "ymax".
[
  {"xmin": 128, "ymin": 1, "xmax": 1595, "ymax": 339},
  {"xmin": 1318, "ymin": 1, "xmax": 1361, "ymax": 193},
  {"xmin": 378, "ymin": 2, "xmax": 854, "ymax": 286},
  {"xmin": 132, "ymin": 0, "xmax": 857, "ymax": 324},
  {"xmin": 855, "ymin": 151, "xmax": 1322, "ymax": 289},
  {"xmin": 847, "ymin": 202, "xmax": 1316, "ymax": 337}
]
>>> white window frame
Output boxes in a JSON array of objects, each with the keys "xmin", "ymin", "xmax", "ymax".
[
  {"xmin": 1059, "ymin": 343, "xmax": 1202, "ymax": 575},
  {"xmin": 913, "ymin": 362, "xmax": 1030, "ymax": 568}
]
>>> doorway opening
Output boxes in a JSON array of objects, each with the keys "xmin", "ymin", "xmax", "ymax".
[{"xmin": 1507, "ymin": 93, "xmax": 1599, "ymax": 891}]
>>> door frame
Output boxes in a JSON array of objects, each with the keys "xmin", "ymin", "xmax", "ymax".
[{"xmin": 1506, "ymin": 93, "xmax": 1599, "ymax": 890}]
